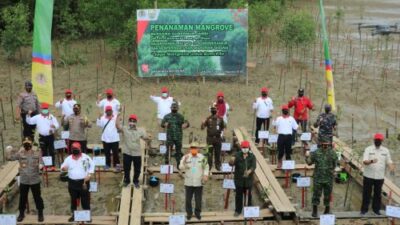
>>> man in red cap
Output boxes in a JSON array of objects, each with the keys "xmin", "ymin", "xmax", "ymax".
[
  {"xmin": 97, "ymin": 88, "xmax": 121, "ymax": 115},
  {"xmin": 26, "ymin": 103, "xmax": 59, "ymax": 170},
  {"xmin": 214, "ymin": 91, "xmax": 231, "ymax": 125},
  {"xmin": 97, "ymin": 106, "xmax": 120, "ymax": 171},
  {"xmin": 229, "ymin": 141, "xmax": 256, "ymax": 217},
  {"xmin": 61, "ymin": 142, "xmax": 94, "ymax": 222},
  {"xmin": 252, "ymin": 87, "xmax": 274, "ymax": 144},
  {"xmin": 288, "ymin": 88, "xmax": 313, "ymax": 143},
  {"xmin": 360, "ymin": 133, "xmax": 395, "ymax": 215},
  {"xmin": 272, "ymin": 105, "xmax": 298, "ymax": 168},
  {"xmin": 55, "ymin": 89, "xmax": 77, "ymax": 122},
  {"xmin": 117, "ymin": 114, "xmax": 148, "ymax": 188},
  {"xmin": 150, "ymin": 86, "xmax": 179, "ymax": 124}
]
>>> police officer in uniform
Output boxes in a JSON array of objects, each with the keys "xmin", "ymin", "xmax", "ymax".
[
  {"xmin": 305, "ymin": 139, "xmax": 337, "ymax": 217},
  {"xmin": 201, "ymin": 105, "xmax": 225, "ymax": 170},
  {"xmin": 314, "ymin": 104, "xmax": 337, "ymax": 145}
]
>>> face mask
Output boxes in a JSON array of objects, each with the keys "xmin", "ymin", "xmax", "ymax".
[
  {"xmin": 23, "ymin": 144, "xmax": 32, "ymax": 150},
  {"xmin": 282, "ymin": 109, "xmax": 289, "ymax": 115},
  {"xmin": 191, "ymin": 148, "xmax": 198, "ymax": 156},
  {"xmin": 298, "ymin": 92, "xmax": 304, "ymax": 97},
  {"xmin": 171, "ymin": 109, "xmax": 178, "ymax": 113},
  {"xmin": 242, "ymin": 148, "xmax": 249, "ymax": 154},
  {"xmin": 162, "ymin": 93, "xmax": 168, "ymax": 98},
  {"xmin": 211, "ymin": 110, "xmax": 217, "ymax": 115},
  {"xmin": 374, "ymin": 140, "xmax": 382, "ymax": 147},
  {"xmin": 261, "ymin": 93, "xmax": 267, "ymax": 97},
  {"xmin": 66, "ymin": 94, "xmax": 72, "ymax": 99},
  {"xmin": 73, "ymin": 108, "xmax": 80, "ymax": 115},
  {"xmin": 107, "ymin": 95, "xmax": 112, "ymax": 99},
  {"xmin": 128, "ymin": 121, "xmax": 137, "ymax": 128},
  {"xmin": 25, "ymin": 87, "xmax": 32, "ymax": 92},
  {"xmin": 217, "ymin": 98, "xmax": 224, "ymax": 103},
  {"xmin": 42, "ymin": 109, "xmax": 49, "ymax": 115},
  {"xmin": 72, "ymin": 149, "xmax": 80, "ymax": 155}
]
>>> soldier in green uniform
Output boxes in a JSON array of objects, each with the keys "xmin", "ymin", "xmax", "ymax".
[
  {"xmin": 161, "ymin": 102, "xmax": 190, "ymax": 168},
  {"xmin": 314, "ymin": 104, "xmax": 337, "ymax": 145},
  {"xmin": 305, "ymin": 139, "xmax": 337, "ymax": 217},
  {"xmin": 229, "ymin": 141, "xmax": 257, "ymax": 217},
  {"xmin": 201, "ymin": 105, "xmax": 225, "ymax": 171}
]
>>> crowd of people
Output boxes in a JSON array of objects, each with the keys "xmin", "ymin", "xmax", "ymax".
[{"xmin": 5, "ymin": 81, "xmax": 396, "ymax": 222}]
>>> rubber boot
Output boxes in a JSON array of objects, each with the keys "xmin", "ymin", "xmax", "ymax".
[
  {"xmin": 38, "ymin": 210, "xmax": 44, "ymax": 222},
  {"xmin": 324, "ymin": 206, "xmax": 330, "ymax": 214},
  {"xmin": 277, "ymin": 159, "xmax": 282, "ymax": 169},
  {"xmin": 17, "ymin": 212, "xmax": 25, "ymax": 222},
  {"xmin": 312, "ymin": 205, "xmax": 318, "ymax": 217}
]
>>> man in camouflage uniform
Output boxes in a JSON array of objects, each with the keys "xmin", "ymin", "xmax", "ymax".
[
  {"xmin": 305, "ymin": 139, "xmax": 337, "ymax": 217},
  {"xmin": 314, "ymin": 104, "xmax": 337, "ymax": 145},
  {"xmin": 201, "ymin": 105, "xmax": 225, "ymax": 170},
  {"xmin": 161, "ymin": 102, "xmax": 190, "ymax": 168},
  {"xmin": 15, "ymin": 81, "xmax": 40, "ymax": 141},
  {"xmin": 6, "ymin": 137, "xmax": 44, "ymax": 222}
]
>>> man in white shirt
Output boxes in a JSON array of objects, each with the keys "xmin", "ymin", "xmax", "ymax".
[
  {"xmin": 97, "ymin": 106, "xmax": 120, "ymax": 171},
  {"xmin": 360, "ymin": 133, "xmax": 395, "ymax": 215},
  {"xmin": 26, "ymin": 102, "xmax": 59, "ymax": 170},
  {"xmin": 97, "ymin": 88, "xmax": 121, "ymax": 115},
  {"xmin": 252, "ymin": 87, "xmax": 274, "ymax": 144},
  {"xmin": 150, "ymin": 86, "xmax": 177, "ymax": 123},
  {"xmin": 61, "ymin": 142, "xmax": 95, "ymax": 222},
  {"xmin": 272, "ymin": 105, "xmax": 298, "ymax": 168},
  {"xmin": 55, "ymin": 89, "xmax": 77, "ymax": 118},
  {"xmin": 179, "ymin": 142, "xmax": 209, "ymax": 221}
]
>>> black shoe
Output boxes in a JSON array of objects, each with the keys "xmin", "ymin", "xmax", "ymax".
[
  {"xmin": 134, "ymin": 182, "xmax": 140, "ymax": 189},
  {"xmin": 38, "ymin": 211, "xmax": 44, "ymax": 222},
  {"xmin": 68, "ymin": 215, "xmax": 74, "ymax": 222},
  {"xmin": 195, "ymin": 214, "xmax": 201, "ymax": 220},
  {"xmin": 234, "ymin": 212, "xmax": 240, "ymax": 217},
  {"xmin": 186, "ymin": 214, "xmax": 192, "ymax": 220},
  {"xmin": 123, "ymin": 182, "xmax": 129, "ymax": 187},
  {"xmin": 373, "ymin": 210, "xmax": 381, "ymax": 216},
  {"xmin": 311, "ymin": 205, "xmax": 318, "ymax": 217},
  {"xmin": 360, "ymin": 211, "xmax": 367, "ymax": 216},
  {"xmin": 17, "ymin": 213, "xmax": 25, "ymax": 222},
  {"xmin": 324, "ymin": 206, "xmax": 330, "ymax": 214}
]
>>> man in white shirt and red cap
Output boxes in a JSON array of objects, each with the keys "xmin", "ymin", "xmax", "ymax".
[
  {"xmin": 26, "ymin": 102, "xmax": 59, "ymax": 170},
  {"xmin": 55, "ymin": 89, "xmax": 77, "ymax": 118},
  {"xmin": 61, "ymin": 142, "xmax": 95, "ymax": 222},
  {"xmin": 272, "ymin": 105, "xmax": 298, "ymax": 168},
  {"xmin": 360, "ymin": 133, "xmax": 395, "ymax": 215},
  {"xmin": 214, "ymin": 91, "xmax": 230, "ymax": 125},
  {"xmin": 253, "ymin": 87, "xmax": 274, "ymax": 144},
  {"xmin": 97, "ymin": 105, "xmax": 120, "ymax": 171},
  {"xmin": 97, "ymin": 88, "xmax": 121, "ymax": 115},
  {"xmin": 150, "ymin": 86, "xmax": 177, "ymax": 124}
]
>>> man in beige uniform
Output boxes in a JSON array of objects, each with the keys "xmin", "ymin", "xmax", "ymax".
[
  {"xmin": 63, "ymin": 104, "xmax": 91, "ymax": 153},
  {"xmin": 15, "ymin": 81, "xmax": 40, "ymax": 141},
  {"xmin": 360, "ymin": 133, "xmax": 395, "ymax": 215}
]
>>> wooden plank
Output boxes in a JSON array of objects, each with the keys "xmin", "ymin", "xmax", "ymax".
[
  {"xmin": 233, "ymin": 128, "xmax": 287, "ymax": 213},
  {"xmin": 117, "ymin": 185, "xmax": 132, "ymax": 225},
  {"xmin": 130, "ymin": 137, "xmax": 146, "ymax": 225},
  {"xmin": 18, "ymin": 215, "xmax": 116, "ymax": 225},
  {"xmin": 0, "ymin": 161, "xmax": 19, "ymax": 193},
  {"xmin": 237, "ymin": 127, "xmax": 295, "ymax": 212}
]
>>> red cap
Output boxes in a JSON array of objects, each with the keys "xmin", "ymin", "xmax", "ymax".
[
  {"xmin": 161, "ymin": 87, "xmax": 168, "ymax": 93},
  {"xmin": 217, "ymin": 91, "xmax": 224, "ymax": 98},
  {"xmin": 41, "ymin": 102, "xmax": 49, "ymax": 109},
  {"xmin": 129, "ymin": 114, "xmax": 138, "ymax": 121},
  {"xmin": 105, "ymin": 106, "xmax": 113, "ymax": 111},
  {"xmin": 71, "ymin": 142, "xmax": 81, "ymax": 150},
  {"xmin": 261, "ymin": 87, "xmax": 268, "ymax": 93},
  {"xmin": 105, "ymin": 88, "xmax": 113, "ymax": 95},
  {"xmin": 281, "ymin": 104, "xmax": 289, "ymax": 110},
  {"xmin": 65, "ymin": 89, "xmax": 72, "ymax": 94},
  {"xmin": 241, "ymin": 141, "xmax": 250, "ymax": 148},
  {"xmin": 373, "ymin": 133, "xmax": 384, "ymax": 141}
]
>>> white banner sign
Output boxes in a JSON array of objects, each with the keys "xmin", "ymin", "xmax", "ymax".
[
  {"xmin": 93, "ymin": 156, "xmax": 106, "ymax": 167},
  {"xmin": 300, "ymin": 132, "xmax": 312, "ymax": 141},
  {"xmin": 386, "ymin": 205, "xmax": 400, "ymax": 218},
  {"xmin": 222, "ymin": 179, "xmax": 235, "ymax": 189},
  {"xmin": 221, "ymin": 142, "xmax": 231, "ymax": 151},
  {"xmin": 158, "ymin": 133, "xmax": 167, "ymax": 141},
  {"xmin": 282, "ymin": 160, "xmax": 295, "ymax": 170},
  {"xmin": 268, "ymin": 134, "xmax": 278, "ymax": 144},
  {"xmin": 89, "ymin": 181, "xmax": 98, "ymax": 192},
  {"xmin": 169, "ymin": 214, "xmax": 185, "ymax": 225},
  {"xmin": 258, "ymin": 131, "xmax": 269, "ymax": 139},
  {"xmin": 296, "ymin": 177, "xmax": 311, "ymax": 187},
  {"xmin": 160, "ymin": 183, "xmax": 174, "ymax": 194},
  {"xmin": 54, "ymin": 139, "xmax": 67, "ymax": 149},
  {"xmin": 221, "ymin": 163, "xmax": 234, "ymax": 172},
  {"xmin": 160, "ymin": 165, "xmax": 174, "ymax": 174},
  {"xmin": 0, "ymin": 214, "xmax": 16, "ymax": 225},
  {"xmin": 160, "ymin": 145, "xmax": 167, "ymax": 154},
  {"xmin": 42, "ymin": 156, "xmax": 53, "ymax": 166},
  {"xmin": 320, "ymin": 214, "xmax": 335, "ymax": 225},
  {"xmin": 310, "ymin": 144, "xmax": 318, "ymax": 152},
  {"xmin": 61, "ymin": 131, "xmax": 70, "ymax": 139},
  {"xmin": 244, "ymin": 206, "xmax": 260, "ymax": 218},
  {"xmin": 74, "ymin": 210, "xmax": 91, "ymax": 222}
]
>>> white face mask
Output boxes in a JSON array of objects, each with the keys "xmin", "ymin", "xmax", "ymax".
[
  {"xmin": 162, "ymin": 93, "xmax": 168, "ymax": 98},
  {"xmin": 242, "ymin": 148, "xmax": 249, "ymax": 154}
]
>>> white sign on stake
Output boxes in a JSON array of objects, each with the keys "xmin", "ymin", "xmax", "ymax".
[
  {"xmin": 42, "ymin": 156, "xmax": 53, "ymax": 166},
  {"xmin": 222, "ymin": 179, "xmax": 235, "ymax": 189},
  {"xmin": 160, "ymin": 183, "xmax": 174, "ymax": 193},
  {"xmin": 282, "ymin": 160, "xmax": 295, "ymax": 170},
  {"xmin": 89, "ymin": 181, "xmax": 98, "ymax": 192},
  {"xmin": 386, "ymin": 205, "xmax": 400, "ymax": 218},
  {"xmin": 61, "ymin": 131, "xmax": 70, "ymax": 139},
  {"xmin": 300, "ymin": 132, "xmax": 312, "ymax": 141},
  {"xmin": 54, "ymin": 140, "xmax": 67, "ymax": 149},
  {"xmin": 169, "ymin": 214, "xmax": 185, "ymax": 225},
  {"xmin": 268, "ymin": 134, "xmax": 278, "ymax": 144},
  {"xmin": 93, "ymin": 156, "xmax": 106, "ymax": 167},
  {"xmin": 160, "ymin": 145, "xmax": 167, "ymax": 154},
  {"xmin": 310, "ymin": 144, "xmax": 318, "ymax": 152},
  {"xmin": 258, "ymin": 131, "xmax": 269, "ymax": 139},
  {"xmin": 221, "ymin": 142, "xmax": 231, "ymax": 151},
  {"xmin": 160, "ymin": 165, "xmax": 174, "ymax": 174},
  {"xmin": 74, "ymin": 210, "xmax": 91, "ymax": 222},
  {"xmin": 0, "ymin": 214, "xmax": 16, "ymax": 225},
  {"xmin": 320, "ymin": 214, "xmax": 335, "ymax": 225},
  {"xmin": 158, "ymin": 133, "xmax": 167, "ymax": 141},
  {"xmin": 296, "ymin": 177, "xmax": 311, "ymax": 187},
  {"xmin": 244, "ymin": 206, "xmax": 260, "ymax": 218},
  {"xmin": 221, "ymin": 163, "xmax": 234, "ymax": 172}
]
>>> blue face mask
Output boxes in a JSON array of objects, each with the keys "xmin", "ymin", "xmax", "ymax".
[
  {"xmin": 162, "ymin": 93, "xmax": 168, "ymax": 98},
  {"xmin": 42, "ymin": 109, "xmax": 49, "ymax": 114}
]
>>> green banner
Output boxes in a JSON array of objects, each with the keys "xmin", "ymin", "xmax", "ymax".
[{"xmin": 137, "ymin": 9, "xmax": 248, "ymax": 77}]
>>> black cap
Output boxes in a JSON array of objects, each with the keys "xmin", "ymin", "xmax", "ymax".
[
  {"xmin": 298, "ymin": 88, "xmax": 304, "ymax": 93},
  {"xmin": 25, "ymin": 80, "xmax": 33, "ymax": 87},
  {"xmin": 324, "ymin": 104, "xmax": 332, "ymax": 113}
]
